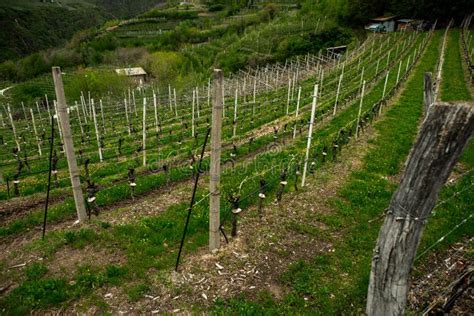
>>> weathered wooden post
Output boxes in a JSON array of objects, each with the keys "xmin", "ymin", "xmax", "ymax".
[
  {"xmin": 355, "ymin": 80, "xmax": 366, "ymax": 139},
  {"xmin": 253, "ymin": 79, "xmax": 257, "ymax": 104},
  {"xmin": 124, "ymin": 98, "xmax": 131, "ymax": 135},
  {"xmin": 196, "ymin": 87, "xmax": 200, "ymax": 118},
  {"xmin": 209, "ymin": 69, "xmax": 223, "ymax": 252},
  {"xmin": 319, "ymin": 69, "xmax": 324, "ymax": 97},
  {"xmin": 80, "ymin": 94, "xmax": 88, "ymax": 124},
  {"xmin": 30, "ymin": 108, "xmax": 42, "ymax": 156},
  {"xmin": 192, "ymin": 89, "xmax": 195, "ymax": 138},
  {"xmin": 142, "ymin": 97, "xmax": 147, "ymax": 166},
  {"xmin": 168, "ymin": 84, "xmax": 173, "ymax": 112},
  {"xmin": 293, "ymin": 86, "xmax": 302, "ymax": 139},
  {"xmin": 396, "ymin": 60, "xmax": 402, "ymax": 83},
  {"xmin": 286, "ymin": 78, "xmax": 292, "ymax": 115},
  {"xmin": 173, "ymin": 88, "xmax": 178, "ymax": 118},
  {"xmin": 132, "ymin": 90, "xmax": 137, "ymax": 117},
  {"xmin": 91, "ymin": 99, "xmax": 103, "ymax": 162},
  {"xmin": 379, "ymin": 71, "xmax": 390, "ymax": 115},
  {"xmin": 333, "ymin": 72, "xmax": 343, "ymax": 116},
  {"xmin": 153, "ymin": 92, "xmax": 159, "ymax": 133},
  {"xmin": 233, "ymin": 89, "xmax": 238, "ymax": 137},
  {"xmin": 301, "ymin": 84, "xmax": 318, "ymax": 187},
  {"xmin": 99, "ymin": 99, "xmax": 106, "ymax": 134},
  {"xmin": 74, "ymin": 101, "xmax": 84, "ymax": 136},
  {"xmin": 423, "ymin": 72, "xmax": 434, "ymax": 113},
  {"xmin": 45, "ymin": 94, "xmax": 51, "ymax": 118},
  {"xmin": 52, "ymin": 67, "xmax": 87, "ymax": 222},
  {"xmin": 207, "ymin": 78, "xmax": 211, "ymax": 108},
  {"xmin": 366, "ymin": 101, "xmax": 474, "ymax": 316},
  {"xmin": 7, "ymin": 105, "xmax": 20, "ymax": 151}
]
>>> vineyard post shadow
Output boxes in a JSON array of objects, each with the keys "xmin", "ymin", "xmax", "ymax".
[
  {"xmin": 52, "ymin": 66, "xmax": 88, "ymax": 222},
  {"xmin": 366, "ymin": 101, "xmax": 474, "ymax": 315},
  {"xmin": 209, "ymin": 69, "xmax": 223, "ymax": 252}
]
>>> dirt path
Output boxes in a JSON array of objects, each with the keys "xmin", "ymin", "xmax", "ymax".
[{"xmin": 63, "ymin": 118, "xmax": 379, "ymax": 314}]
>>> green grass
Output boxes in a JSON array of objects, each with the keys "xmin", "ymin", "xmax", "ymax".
[
  {"xmin": 440, "ymin": 29, "xmax": 472, "ymax": 102},
  {"xmin": 214, "ymin": 29, "xmax": 472, "ymax": 314},
  {"xmin": 0, "ymin": 30, "xmax": 458, "ymax": 314}
]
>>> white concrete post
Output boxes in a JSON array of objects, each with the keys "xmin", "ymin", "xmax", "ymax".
[{"xmin": 301, "ymin": 84, "xmax": 319, "ymax": 187}]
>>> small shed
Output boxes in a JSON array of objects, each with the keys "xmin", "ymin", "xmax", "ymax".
[
  {"xmin": 115, "ymin": 67, "xmax": 147, "ymax": 85},
  {"xmin": 397, "ymin": 19, "xmax": 415, "ymax": 31},
  {"xmin": 326, "ymin": 45, "xmax": 347, "ymax": 59},
  {"xmin": 371, "ymin": 16, "xmax": 397, "ymax": 33}
]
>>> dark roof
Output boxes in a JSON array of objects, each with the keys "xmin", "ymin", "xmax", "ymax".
[
  {"xmin": 327, "ymin": 45, "xmax": 347, "ymax": 50},
  {"xmin": 371, "ymin": 16, "xmax": 397, "ymax": 22},
  {"xmin": 398, "ymin": 19, "xmax": 415, "ymax": 23}
]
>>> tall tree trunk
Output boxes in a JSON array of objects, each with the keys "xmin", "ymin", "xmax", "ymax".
[{"xmin": 366, "ymin": 102, "xmax": 474, "ymax": 316}]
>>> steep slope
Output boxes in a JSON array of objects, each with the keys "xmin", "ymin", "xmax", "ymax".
[{"xmin": 0, "ymin": 0, "xmax": 164, "ymax": 62}]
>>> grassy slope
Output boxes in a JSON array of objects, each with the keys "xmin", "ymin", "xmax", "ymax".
[
  {"xmin": 441, "ymin": 29, "xmax": 472, "ymax": 102},
  {"xmin": 214, "ymin": 29, "xmax": 472, "ymax": 314},
  {"xmin": 0, "ymin": 0, "xmax": 163, "ymax": 62}
]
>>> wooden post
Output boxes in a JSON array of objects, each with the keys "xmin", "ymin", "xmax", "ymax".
[
  {"xmin": 88, "ymin": 91, "xmax": 92, "ymax": 118},
  {"xmin": 301, "ymin": 84, "xmax": 318, "ymax": 187},
  {"xmin": 333, "ymin": 73, "xmax": 343, "ymax": 116},
  {"xmin": 366, "ymin": 101, "xmax": 474, "ymax": 316},
  {"xmin": 222, "ymin": 80, "xmax": 226, "ymax": 118},
  {"xmin": 293, "ymin": 86, "xmax": 302, "ymax": 139},
  {"xmin": 91, "ymin": 99, "xmax": 103, "ymax": 162},
  {"xmin": 30, "ymin": 108, "xmax": 42, "ymax": 156},
  {"xmin": 153, "ymin": 92, "xmax": 159, "ymax": 133},
  {"xmin": 233, "ymin": 89, "xmax": 238, "ymax": 137},
  {"xmin": 286, "ymin": 79, "xmax": 292, "ymax": 115},
  {"xmin": 53, "ymin": 101, "xmax": 64, "ymax": 143},
  {"xmin": 359, "ymin": 67, "xmax": 365, "ymax": 90},
  {"xmin": 380, "ymin": 70, "xmax": 390, "ymax": 115},
  {"xmin": 423, "ymin": 73, "xmax": 434, "ymax": 112},
  {"xmin": 209, "ymin": 69, "xmax": 223, "ymax": 252},
  {"xmin": 253, "ymin": 79, "xmax": 256, "ymax": 104},
  {"xmin": 45, "ymin": 94, "xmax": 51, "ymax": 118},
  {"xmin": 7, "ymin": 105, "xmax": 20, "ymax": 151},
  {"xmin": 173, "ymin": 88, "xmax": 178, "ymax": 118},
  {"xmin": 356, "ymin": 80, "xmax": 366, "ymax": 139},
  {"xmin": 74, "ymin": 101, "xmax": 84, "ymax": 136},
  {"xmin": 169, "ymin": 84, "xmax": 173, "ymax": 112},
  {"xmin": 21, "ymin": 102, "xmax": 27, "ymax": 120},
  {"xmin": 124, "ymin": 98, "xmax": 131, "ymax": 135},
  {"xmin": 319, "ymin": 70, "xmax": 324, "ymax": 97},
  {"xmin": 207, "ymin": 78, "xmax": 211, "ymax": 108},
  {"xmin": 99, "ymin": 99, "xmax": 106, "ymax": 134},
  {"xmin": 142, "ymin": 97, "xmax": 147, "ymax": 166},
  {"xmin": 80, "ymin": 94, "xmax": 88, "ymax": 124},
  {"xmin": 52, "ymin": 67, "xmax": 87, "ymax": 222},
  {"xmin": 196, "ymin": 87, "xmax": 200, "ymax": 118},
  {"xmin": 132, "ymin": 91, "xmax": 137, "ymax": 117},
  {"xmin": 192, "ymin": 89, "xmax": 195, "ymax": 138},
  {"xmin": 396, "ymin": 60, "xmax": 402, "ymax": 83}
]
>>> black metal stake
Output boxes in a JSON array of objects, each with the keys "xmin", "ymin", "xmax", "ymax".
[
  {"xmin": 42, "ymin": 116, "xmax": 55, "ymax": 240},
  {"xmin": 175, "ymin": 128, "xmax": 211, "ymax": 272}
]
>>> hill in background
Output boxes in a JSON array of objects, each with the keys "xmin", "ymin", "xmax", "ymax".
[{"xmin": 0, "ymin": 0, "xmax": 164, "ymax": 61}]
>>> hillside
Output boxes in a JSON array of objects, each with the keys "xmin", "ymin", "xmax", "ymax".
[
  {"xmin": 0, "ymin": 1, "xmax": 473, "ymax": 314},
  {"xmin": 0, "ymin": 0, "xmax": 164, "ymax": 62}
]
